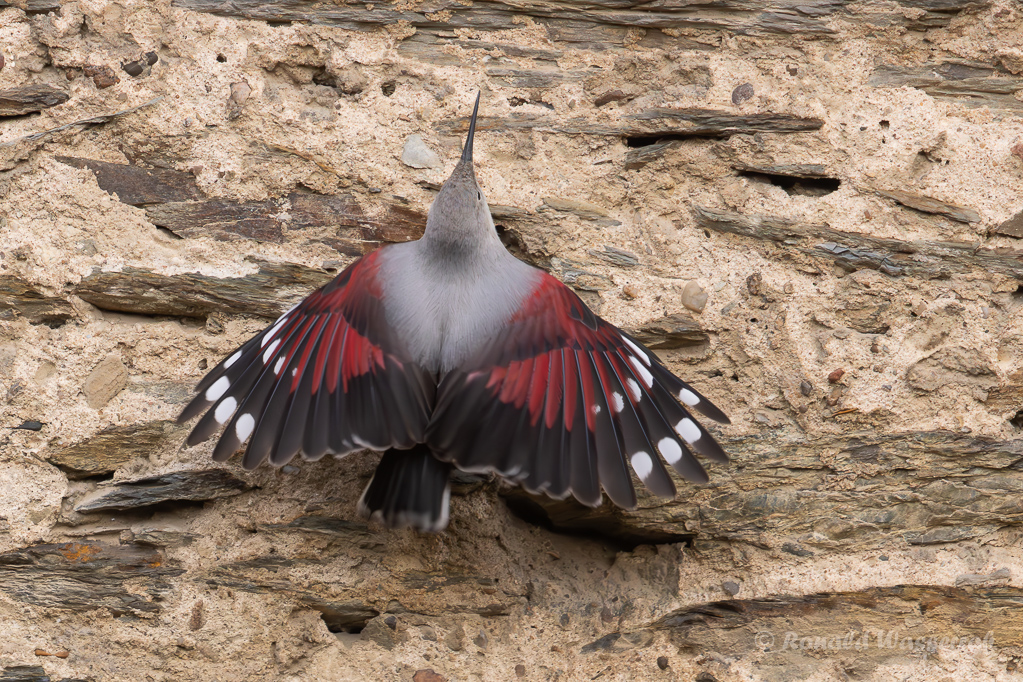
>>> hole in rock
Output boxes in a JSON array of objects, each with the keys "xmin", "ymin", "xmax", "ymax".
[
  {"xmin": 624, "ymin": 133, "xmax": 718, "ymax": 148},
  {"xmin": 737, "ymin": 170, "xmax": 840, "ymax": 197}
]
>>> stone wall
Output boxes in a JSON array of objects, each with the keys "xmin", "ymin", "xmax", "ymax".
[{"xmin": 1, "ymin": 0, "xmax": 1022, "ymax": 679}]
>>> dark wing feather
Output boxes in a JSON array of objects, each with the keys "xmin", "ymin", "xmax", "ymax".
[
  {"xmin": 178, "ymin": 250, "xmax": 435, "ymax": 468},
  {"xmin": 427, "ymin": 272, "xmax": 728, "ymax": 508}
]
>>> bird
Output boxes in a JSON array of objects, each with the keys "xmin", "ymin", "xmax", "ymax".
[{"xmin": 177, "ymin": 93, "xmax": 730, "ymax": 532}]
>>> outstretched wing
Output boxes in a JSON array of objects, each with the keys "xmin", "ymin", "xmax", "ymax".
[
  {"xmin": 178, "ymin": 251, "xmax": 435, "ymax": 469},
  {"xmin": 427, "ymin": 272, "xmax": 729, "ymax": 509}
]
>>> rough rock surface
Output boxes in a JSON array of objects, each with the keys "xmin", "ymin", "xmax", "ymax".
[{"xmin": 1, "ymin": 0, "xmax": 1022, "ymax": 680}]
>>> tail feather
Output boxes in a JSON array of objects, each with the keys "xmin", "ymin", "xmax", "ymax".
[{"xmin": 357, "ymin": 446, "xmax": 453, "ymax": 532}]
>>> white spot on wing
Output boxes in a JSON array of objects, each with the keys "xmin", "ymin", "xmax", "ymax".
[
  {"xmin": 205, "ymin": 376, "xmax": 230, "ymax": 402},
  {"xmin": 658, "ymin": 437, "xmax": 682, "ymax": 464},
  {"xmin": 214, "ymin": 396, "xmax": 237, "ymax": 424},
  {"xmin": 262, "ymin": 339, "xmax": 281, "ymax": 364},
  {"xmin": 261, "ymin": 316, "xmax": 288, "ymax": 347},
  {"xmin": 676, "ymin": 418, "xmax": 701, "ymax": 444},
  {"xmin": 630, "ymin": 451, "xmax": 654, "ymax": 481},
  {"xmin": 622, "ymin": 337, "xmax": 650, "ymax": 366},
  {"xmin": 679, "ymin": 388, "xmax": 700, "ymax": 406},
  {"xmin": 626, "ymin": 378, "xmax": 641, "ymax": 401},
  {"xmin": 224, "ymin": 350, "xmax": 242, "ymax": 369},
  {"xmin": 235, "ymin": 413, "xmax": 255, "ymax": 442},
  {"xmin": 628, "ymin": 356, "xmax": 654, "ymax": 388},
  {"xmin": 273, "ymin": 357, "xmax": 285, "ymax": 375},
  {"xmin": 591, "ymin": 404, "xmax": 602, "ymax": 415},
  {"xmin": 612, "ymin": 392, "xmax": 624, "ymax": 413}
]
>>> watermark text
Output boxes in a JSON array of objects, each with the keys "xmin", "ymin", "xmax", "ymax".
[{"xmin": 755, "ymin": 629, "xmax": 995, "ymax": 654}]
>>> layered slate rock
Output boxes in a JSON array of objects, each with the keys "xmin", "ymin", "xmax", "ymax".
[
  {"xmin": 45, "ymin": 421, "xmax": 186, "ymax": 478},
  {"xmin": 0, "ymin": 542, "xmax": 184, "ymax": 614},
  {"xmin": 0, "ymin": 0, "xmax": 62, "ymax": 11},
  {"xmin": 504, "ymin": 431, "xmax": 1023, "ymax": 550},
  {"xmin": 627, "ymin": 312, "xmax": 708, "ymax": 350},
  {"xmin": 0, "ymin": 276, "xmax": 74, "ymax": 326},
  {"xmin": 868, "ymin": 187, "xmax": 981, "ymax": 224},
  {"xmin": 436, "ymin": 109, "xmax": 824, "ymax": 139},
  {"xmin": 694, "ymin": 207, "xmax": 1023, "ymax": 282},
  {"xmin": 56, "ymin": 156, "xmax": 202, "ymax": 205},
  {"xmin": 0, "ymin": 85, "xmax": 68, "ymax": 116},
  {"xmin": 73, "ymin": 261, "xmax": 333, "ymax": 319},
  {"xmin": 58, "ymin": 156, "xmax": 427, "ymax": 254},
  {"xmin": 870, "ymin": 60, "xmax": 1023, "ymax": 111},
  {"xmin": 72, "ymin": 470, "xmax": 251, "ymax": 512},
  {"xmin": 147, "ymin": 193, "xmax": 425, "ymax": 252},
  {"xmin": 587, "ymin": 585, "xmax": 1023, "ymax": 680},
  {"xmin": 172, "ymin": 0, "xmax": 985, "ymax": 44}
]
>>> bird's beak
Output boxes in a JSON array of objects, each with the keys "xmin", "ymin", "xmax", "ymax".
[{"xmin": 460, "ymin": 92, "xmax": 481, "ymax": 164}]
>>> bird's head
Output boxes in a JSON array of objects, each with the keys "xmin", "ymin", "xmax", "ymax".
[{"xmin": 424, "ymin": 93, "xmax": 496, "ymax": 247}]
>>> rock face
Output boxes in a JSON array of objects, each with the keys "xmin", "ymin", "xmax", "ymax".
[{"xmin": 0, "ymin": 0, "xmax": 1021, "ymax": 680}]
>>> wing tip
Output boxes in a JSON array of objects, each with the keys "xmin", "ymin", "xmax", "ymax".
[
  {"xmin": 688, "ymin": 467, "xmax": 710, "ymax": 485},
  {"xmin": 241, "ymin": 450, "xmax": 268, "ymax": 471},
  {"xmin": 176, "ymin": 399, "xmax": 208, "ymax": 426},
  {"xmin": 692, "ymin": 431, "xmax": 730, "ymax": 464},
  {"xmin": 700, "ymin": 403, "xmax": 732, "ymax": 425}
]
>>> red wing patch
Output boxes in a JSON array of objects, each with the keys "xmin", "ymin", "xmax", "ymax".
[
  {"xmin": 179, "ymin": 250, "xmax": 435, "ymax": 469},
  {"xmin": 429, "ymin": 272, "xmax": 729, "ymax": 509}
]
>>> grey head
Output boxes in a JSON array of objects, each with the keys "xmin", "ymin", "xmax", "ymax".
[{"xmin": 422, "ymin": 93, "xmax": 501, "ymax": 253}]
